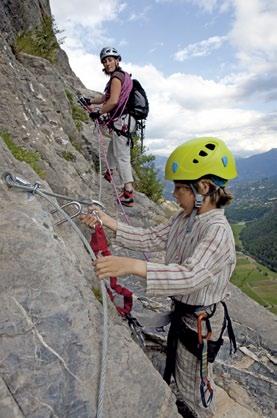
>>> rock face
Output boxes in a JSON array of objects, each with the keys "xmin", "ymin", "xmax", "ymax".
[{"xmin": 0, "ymin": 1, "xmax": 276, "ymax": 418}]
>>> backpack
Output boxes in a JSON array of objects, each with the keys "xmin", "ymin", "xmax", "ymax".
[
  {"xmin": 125, "ymin": 78, "xmax": 149, "ymax": 151},
  {"xmin": 127, "ymin": 79, "xmax": 149, "ymax": 120}
]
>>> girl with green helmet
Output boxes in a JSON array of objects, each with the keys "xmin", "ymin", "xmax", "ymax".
[{"xmin": 80, "ymin": 137, "xmax": 237, "ymax": 418}]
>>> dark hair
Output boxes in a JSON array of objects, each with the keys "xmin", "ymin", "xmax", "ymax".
[
  {"xmin": 194, "ymin": 179, "xmax": 233, "ymax": 207},
  {"xmin": 174, "ymin": 178, "xmax": 233, "ymax": 208}
]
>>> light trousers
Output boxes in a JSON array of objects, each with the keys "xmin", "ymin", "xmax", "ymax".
[{"xmin": 107, "ymin": 114, "xmax": 136, "ymax": 185}]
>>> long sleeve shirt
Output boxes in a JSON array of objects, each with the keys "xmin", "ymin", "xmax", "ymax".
[{"xmin": 115, "ymin": 208, "xmax": 236, "ymax": 306}]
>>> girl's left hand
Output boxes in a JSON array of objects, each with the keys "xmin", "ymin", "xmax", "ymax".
[{"xmin": 87, "ymin": 104, "xmax": 96, "ymax": 112}]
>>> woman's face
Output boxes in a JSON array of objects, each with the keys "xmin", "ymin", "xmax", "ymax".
[
  {"xmin": 173, "ymin": 183, "xmax": 195, "ymax": 214},
  {"xmin": 102, "ymin": 56, "xmax": 119, "ymax": 73}
]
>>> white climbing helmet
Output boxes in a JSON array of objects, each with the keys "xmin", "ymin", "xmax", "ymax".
[{"xmin": 100, "ymin": 47, "xmax": 121, "ymax": 62}]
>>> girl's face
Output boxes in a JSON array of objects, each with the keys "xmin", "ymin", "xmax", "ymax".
[
  {"xmin": 102, "ymin": 56, "xmax": 119, "ymax": 73},
  {"xmin": 173, "ymin": 183, "xmax": 195, "ymax": 214}
]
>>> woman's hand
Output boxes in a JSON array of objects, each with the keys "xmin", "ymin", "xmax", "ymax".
[
  {"xmin": 94, "ymin": 256, "xmax": 147, "ymax": 279},
  {"xmin": 80, "ymin": 206, "xmax": 117, "ymax": 231}
]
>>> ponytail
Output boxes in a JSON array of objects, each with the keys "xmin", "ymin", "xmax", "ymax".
[{"xmin": 194, "ymin": 178, "xmax": 233, "ymax": 208}]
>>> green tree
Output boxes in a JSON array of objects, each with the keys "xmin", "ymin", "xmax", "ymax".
[{"xmin": 131, "ymin": 135, "xmax": 163, "ymax": 203}]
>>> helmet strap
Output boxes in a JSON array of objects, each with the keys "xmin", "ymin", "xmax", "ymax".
[
  {"xmin": 185, "ymin": 183, "xmax": 203, "ymax": 233},
  {"xmin": 190, "ymin": 183, "xmax": 203, "ymax": 208},
  {"xmin": 186, "ymin": 208, "xmax": 198, "ymax": 233}
]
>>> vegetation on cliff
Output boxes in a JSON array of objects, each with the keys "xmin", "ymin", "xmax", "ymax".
[
  {"xmin": 0, "ymin": 131, "xmax": 45, "ymax": 178},
  {"xmin": 65, "ymin": 90, "xmax": 89, "ymax": 131},
  {"xmin": 14, "ymin": 16, "xmax": 62, "ymax": 63}
]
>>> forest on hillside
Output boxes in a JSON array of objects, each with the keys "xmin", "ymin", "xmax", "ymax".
[
  {"xmin": 225, "ymin": 176, "xmax": 277, "ymax": 222},
  {"xmin": 226, "ymin": 177, "xmax": 277, "ymax": 271},
  {"xmin": 239, "ymin": 207, "xmax": 277, "ymax": 271}
]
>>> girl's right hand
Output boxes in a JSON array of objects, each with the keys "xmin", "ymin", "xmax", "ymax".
[
  {"xmin": 80, "ymin": 206, "xmax": 117, "ymax": 232},
  {"xmin": 80, "ymin": 211, "xmax": 101, "ymax": 229}
]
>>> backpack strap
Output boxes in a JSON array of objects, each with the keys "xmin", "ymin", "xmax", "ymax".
[{"xmin": 106, "ymin": 71, "xmax": 133, "ymax": 125}]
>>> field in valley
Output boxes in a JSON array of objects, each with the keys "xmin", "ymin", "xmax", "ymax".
[{"xmin": 231, "ymin": 223, "xmax": 277, "ymax": 315}]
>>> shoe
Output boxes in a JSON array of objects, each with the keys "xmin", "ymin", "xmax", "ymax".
[
  {"xmin": 118, "ymin": 189, "xmax": 134, "ymax": 207},
  {"xmin": 103, "ymin": 169, "xmax": 113, "ymax": 183}
]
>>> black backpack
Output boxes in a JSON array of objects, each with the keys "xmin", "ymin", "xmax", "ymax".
[{"xmin": 127, "ymin": 79, "xmax": 149, "ymax": 120}]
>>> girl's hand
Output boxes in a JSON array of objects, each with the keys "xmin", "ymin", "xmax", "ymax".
[
  {"xmin": 80, "ymin": 207, "xmax": 103, "ymax": 229},
  {"xmin": 86, "ymin": 104, "xmax": 96, "ymax": 112},
  {"xmin": 80, "ymin": 206, "xmax": 117, "ymax": 231},
  {"xmin": 94, "ymin": 256, "xmax": 147, "ymax": 279}
]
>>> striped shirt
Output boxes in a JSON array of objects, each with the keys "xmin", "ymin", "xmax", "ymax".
[{"xmin": 115, "ymin": 208, "xmax": 236, "ymax": 306}]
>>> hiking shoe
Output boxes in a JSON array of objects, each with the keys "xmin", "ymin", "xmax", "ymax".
[
  {"xmin": 118, "ymin": 189, "xmax": 134, "ymax": 207},
  {"xmin": 103, "ymin": 169, "xmax": 113, "ymax": 183}
]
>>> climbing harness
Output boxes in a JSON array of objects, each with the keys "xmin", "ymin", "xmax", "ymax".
[
  {"xmin": 163, "ymin": 300, "xmax": 237, "ymax": 408},
  {"xmin": 3, "ymin": 172, "xmax": 108, "ymax": 418}
]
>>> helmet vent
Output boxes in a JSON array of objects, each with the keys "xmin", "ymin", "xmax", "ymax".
[
  {"xmin": 205, "ymin": 143, "xmax": 216, "ymax": 150},
  {"xmin": 193, "ymin": 159, "xmax": 199, "ymax": 164},
  {"xmin": 199, "ymin": 150, "xmax": 208, "ymax": 157}
]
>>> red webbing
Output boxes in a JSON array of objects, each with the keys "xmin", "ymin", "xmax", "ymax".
[{"xmin": 90, "ymin": 224, "xmax": 133, "ymax": 316}]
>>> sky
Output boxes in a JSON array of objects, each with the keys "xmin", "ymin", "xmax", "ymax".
[{"xmin": 49, "ymin": 0, "xmax": 277, "ymax": 157}]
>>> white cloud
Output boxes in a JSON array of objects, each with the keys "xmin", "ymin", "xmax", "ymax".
[
  {"xmin": 63, "ymin": 49, "xmax": 107, "ymax": 92},
  {"xmin": 49, "ymin": 0, "xmax": 277, "ymax": 158},
  {"xmin": 60, "ymin": 43, "xmax": 277, "ymax": 157},
  {"xmin": 230, "ymin": 0, "xmax": 277, "ymax": 71},
  {"xmin": 190, "ymin": 0, "xmax": 219, "ymax": 13},
  {"xmin": 50, "ymin": 0, "xmax": 126, "ymax": 47},
  {"xmin": 191, "ymin": 0, "xmax": 233, "ymax": 13},
  {"xmin": 174, "ymin": 36, "xmax": 228, "ymax": 61},
  {"xmin": 148, "ymin": 42, "xmax": 165, "ymax": 54},
  {"xmin": 50, "ymin": 0, "xmax": 126, "ymax": 27},
  {"xmin": 138, "ymin": 69, "xmax": 276, "ymax": 156},
  {"xmin": 128, "ymin": 6, "xmax": 152, "ymax": 21}
]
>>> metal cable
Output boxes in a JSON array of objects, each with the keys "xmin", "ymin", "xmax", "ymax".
[
  {"xmin": 3, "ymin": 172, "xmax": 108, "ymax": 418},
  {"xmin": 4, "ymin": 172, "xmax": 104, "ymax": 208},
  {"xmin": 94, "ymin": 122, "xmax": 108, "ymax": 418}
]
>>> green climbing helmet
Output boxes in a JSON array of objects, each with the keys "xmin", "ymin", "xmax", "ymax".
[{"xmin": 165, "ymin": 137, "xmax": 237, "ymax": 182}]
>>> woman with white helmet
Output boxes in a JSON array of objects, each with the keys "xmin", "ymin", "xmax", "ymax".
[
  {"xmin": 80, "ymin": 137, "xmax": 238, "ymax": 417},
  {"xmin": 87, "ymin": 47, "xmax": 136, "ymax": 207}
]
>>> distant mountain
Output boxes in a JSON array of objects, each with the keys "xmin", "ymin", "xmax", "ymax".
[
  {"xmin": 236, "ymin": 148, "xmax": 277, "ymax": 182},
  {"xmin": 154, "ymin": 148, "xmax": 277, "ymax": 200}
]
